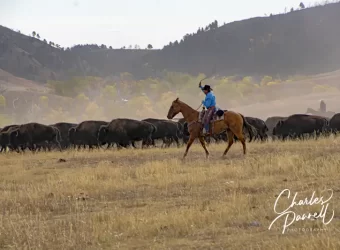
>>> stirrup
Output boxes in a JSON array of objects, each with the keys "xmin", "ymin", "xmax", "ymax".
[{"xmin": 202, "ymin": 128, "xmax": 211, "ymax": 136}]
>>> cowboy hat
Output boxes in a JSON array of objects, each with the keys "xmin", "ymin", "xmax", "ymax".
[{"xmin": 202, "ymin": 85, "xmax": 213, "ymax": 91}]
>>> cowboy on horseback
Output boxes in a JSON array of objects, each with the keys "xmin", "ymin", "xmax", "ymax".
[{"xmin": 199, "ymin": 82, "xmax": 216, "ymax": 136}]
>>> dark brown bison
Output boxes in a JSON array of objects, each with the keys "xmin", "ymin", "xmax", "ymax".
[
  {"xmin": 1, "ymin": 124, "xmax": 19, "ymax": 132},
  {"xmin": 245, "ymin": 117, "xmax": 268, "ymax": 141},
  {"xmin": 273, "ymin": 114, "xmax": 328, "ymax": 140},
  {"xmin": 0, "ymin": 125, "xmax": 20, "ymax": 152},
  {"xmin": 182, "ymin": 122, "xmax": 189, "ymax": 144},
  {"xmin": 49, "ymin": 122, "xmax": 78, "ymax": 149},
  {"xmin": 68, "ymin": 120, "xmax": 108, "ymax": 150},
  {"xmin": 326, "ymin": 113, "xmax": 340, "ymax": 134},
  {"xmin": 142, "ymin": 118, "xmax": 182, "ymax": 147},
  {"xmin": 9, "ymin": 123, "xmax": 62, "ymax": 152},
  {"xmin": 98, "ymin": 118, "xmax": 156, "ymax": 149},
  {"xmin": 265, "ymin": 116, "xmax": 288, "ymax": 138}
]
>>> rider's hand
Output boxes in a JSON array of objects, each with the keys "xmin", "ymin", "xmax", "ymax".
[{"xmin": 199, "ymin": 82, "xmax": 202, "ymax": 88}]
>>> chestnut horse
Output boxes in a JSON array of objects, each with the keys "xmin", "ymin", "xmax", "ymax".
[{"xmin": 167, "ymin": 98, "xmax": 254, "ymax": 159}]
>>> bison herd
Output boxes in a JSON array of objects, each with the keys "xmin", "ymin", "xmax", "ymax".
[
  {"xmin": 0, "ymin": 113, "xmax": 340, "ymax": 153},
  {"xmin": 0, "ymin": 118, "xmax": 183, "ymax": 153}
]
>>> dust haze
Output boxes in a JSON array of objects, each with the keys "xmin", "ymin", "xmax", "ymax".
[
  {"xmin": 1, "ymin": 68, "xmax": 340, "ymax": 126},
  {"xmin": 1, "ymin": 1, "xmax": 340, "ymax": 126},
  {"xmin": 231, "ymin": 70, "xmax": 340, "ymax": 120}
]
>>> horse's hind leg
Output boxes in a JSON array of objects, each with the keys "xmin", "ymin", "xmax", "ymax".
[
  {"xmin": 223, "ymin": 129, "xmax": 235, "ymax": 157},
  {"xmin": 225, "ymin": 127, "xmax": 247, "ymax": 156},
  {"xmin": 198, "ymin": 136, "xmax": 209, "ymax": 158},
  {"xmin": 229, "ymin": 118, "xmax": 248, "ymax": 155},
  {"xmin": 233, "ymin": 129, "xmax": 247, "ymax": 155}
]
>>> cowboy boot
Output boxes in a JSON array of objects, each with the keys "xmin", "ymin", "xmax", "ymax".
[{"xmin": 202, "ymin": 126, "xmax": 211, "ymax": 137}]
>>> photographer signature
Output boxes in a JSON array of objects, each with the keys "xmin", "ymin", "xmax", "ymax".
[{"xmin": 268, "ymin": 188, "xmax": 334, "ymax": 234}]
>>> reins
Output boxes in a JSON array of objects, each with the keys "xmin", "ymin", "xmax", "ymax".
[
  {"xmin": 186, "ymin": 103, "xmax": 204, "ymax": 128},
  {"xmin": 196, "ymin": 103, "xmax": 202, "ymax": 111}
]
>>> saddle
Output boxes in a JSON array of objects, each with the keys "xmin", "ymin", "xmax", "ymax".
[
  {"xmin": 199, "ymin": 108, "xmax": 227, "ymax": 135},
  {"xmin": 215, "ymin": 109, "xmax": 225, "ymax": 117},
  {"xmin": 199, "ymin": 109, "xmax": 225, "ymax": 122}
]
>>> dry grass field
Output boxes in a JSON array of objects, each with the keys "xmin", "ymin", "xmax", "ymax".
[{"xmin": 0, "ymin": 138, "xmax": 340, "ymax": 249}]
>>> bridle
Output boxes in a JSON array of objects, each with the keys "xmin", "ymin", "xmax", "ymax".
[{"xmin": 185, "ymin": 103, "xmax": 205, "ymax": 128}]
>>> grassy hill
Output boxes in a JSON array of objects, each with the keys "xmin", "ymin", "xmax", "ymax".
[{"xmin": 0, "ymin": 68, "xmax": 49, "ymax": 92}]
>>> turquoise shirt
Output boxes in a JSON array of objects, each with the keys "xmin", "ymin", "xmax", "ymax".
[{"xmin": 200, "ymin": 86, "xmax": 216, "ymax": 108}]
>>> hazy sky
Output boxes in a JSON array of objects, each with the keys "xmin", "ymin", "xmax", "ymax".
[{"xmin": 1, "ymin": 0, "xmax": 316, "ymax": 49}]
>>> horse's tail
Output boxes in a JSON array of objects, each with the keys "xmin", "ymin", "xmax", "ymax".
[{"xmin": 240, "ymin": 114, "xmax": 254, "ymax": 142}]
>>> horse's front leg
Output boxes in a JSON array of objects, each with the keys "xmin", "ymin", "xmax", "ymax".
[
  {"xmin": 198, "ymin": 136, "xmax": 209, "ymax": 158},
  {"xmin": 183, "ymin": 134, "xmax": 195, "ymax": 159}
]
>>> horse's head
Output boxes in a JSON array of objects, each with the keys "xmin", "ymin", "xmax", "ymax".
[{"xmin": 167, "ymin": 98, "xmax": 181, "ymax": 119}]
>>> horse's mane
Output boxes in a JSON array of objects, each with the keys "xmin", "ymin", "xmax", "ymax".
[{"xmin": 176, "ymin": 99, "xmax": 196, "ymax": 112}]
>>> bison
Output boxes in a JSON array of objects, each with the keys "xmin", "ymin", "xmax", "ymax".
[
  {"xmin": 273, "ymin": 114, "xmax": 328, "ymax": 140},
  {"xmin": 68, "ymin": 120, "xmax": 108, "ymax": 150},
  {"xmin": 98, "ymin": 118, "xmax": 156, "ymax": 149},
  {"xmin": 325, "ymin": 113, "xmax": 340, "ymax": 135},
  {"xmin": 182, "ymin": 122, "xmax": 190, "ymax": 144},
  {"xmin": 142, "ymin": 118, "xmax": 182, "ymax": 147},
  {"xmin": 9, "ymin": 123, "xmax": 62, "ymax": 152},
  {"xmin": 245, "ymin": 117, "xmax": 268, "ymax": 141},
  {"xmin": 50, "ymin": 122, "xmax": 78, "ymax": 149},
  {"xmin": 0, "ymin": 125, "xmax": 20, "ymax": 152},
  {"xmin": 265, "ymin": 116, "xmax": 288, "ymax": 139}
]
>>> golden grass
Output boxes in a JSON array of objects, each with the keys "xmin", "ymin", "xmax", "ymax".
[{"xmin": 0, "ymin": 138, "xmax": 340, "ymax": 249}]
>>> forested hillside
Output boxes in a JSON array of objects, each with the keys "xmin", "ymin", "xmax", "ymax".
[
  {"xmin": 0, "ymin": 25, "xmax": 157, "ymax": 82},
  {"xmin": 1, "ymin": 1, "xmax": 340, "ymax": 83},
  {"xmin": 147, "ymin": 1, "xmax": 340, "ymax": 77}
]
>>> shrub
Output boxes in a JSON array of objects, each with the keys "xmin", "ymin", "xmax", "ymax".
[
  {"xmin": 127, "ymin": 95, "xmax": 158, "ymax": 118},
  {"xmin": 39, "ymin": 96, "xmax": 49, "ymax": 108},
  {"xmin": 157, "ymin": 91, "xmax": 178, "ymax": 114},
  {"xmin": 77, "ymin": 93, "xmax": 90, "ymax": 102},
  {"xmin": 242, "ymin": 76, "xmax": 253, "ymax": 85},
  {"xmin": 0, "ymin": 95, "xmax": 6, "ymax": 108},
  {"xmin": 48, "ymin": 77, "xmax": 95, "ymax": 98},
  {"xmin": 41, "ymin": 71, "xmax": 306, "ymax": 118},
  {"xmin": 102, "ymin": 85, "xmax": 117, "ymax": 99},
  {"xmin": 43, "ymin": 107, "xmax": 71, "ymax": 124},
  {"xmin": 85, "ymin": 102, "xmax": 105, "ymax": 119},
  {"xmin": 260, "ymin": 76, "xmax": 273, "ymax": 86},
  {"xmin": 0, "ymin": 114, "xmax": 12, "ymax": 127},
  {"xmin": 312, "ymin": 84, "xmax": 338, "ymax": 93},
  {"xmin": 266, "ymin": 81, "xmax": 279, "ymax": 86}
]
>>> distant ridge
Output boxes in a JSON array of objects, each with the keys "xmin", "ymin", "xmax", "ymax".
[{"xmin": 1, "ymin": 1, "xmax": 340, "ymax": 82}]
